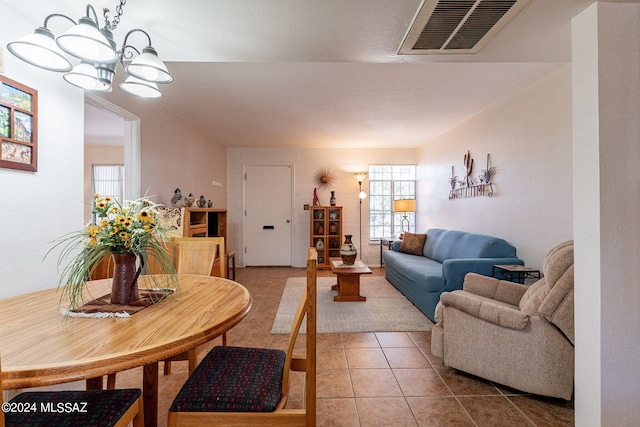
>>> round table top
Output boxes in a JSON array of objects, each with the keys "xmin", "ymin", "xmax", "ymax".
[{"xmin": 0, "ymin": 274, "xmax": 252, "ymax": 389}]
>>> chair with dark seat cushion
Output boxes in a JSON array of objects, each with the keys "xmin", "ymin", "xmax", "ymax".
[
  {"xmin": 1, "ymin": 359, "xmax": 143, "ymax": 427},
  {"xmin": 167, "ymin": 247, "xmax": 317, "ymax": 426}
]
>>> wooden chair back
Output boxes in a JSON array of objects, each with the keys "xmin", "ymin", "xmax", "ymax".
[
  {"xmin": 167, "ymin": 247, "xmax": 317, "ymax": 426},
  {"xmin": 280, "ymin": 247, "xmax": 317, "ymax": 424},
  {"xmin": 174, "ymin": 238, "xmax": 219, "ymax": 276},
  {"xmin": 172, "ymin": 237, "xmax": 226, "ymax": 278}
]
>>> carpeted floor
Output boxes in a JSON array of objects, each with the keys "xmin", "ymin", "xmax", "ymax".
[{"xmin": 271, "ymin": 276, "xmax": 433, "ymax": 334}]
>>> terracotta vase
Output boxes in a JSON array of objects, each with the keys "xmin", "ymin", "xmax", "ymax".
[
  {"xmin": 340, "ymin": 235, "xmax": 357, "ymax": 265},
  {"xmin": 110, "ymin": 253, "xmax": 141, "ymax": 305}
]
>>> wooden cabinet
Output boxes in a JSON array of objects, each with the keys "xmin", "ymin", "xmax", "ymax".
[
  {"xmin": 310, "ymin": 206, "xmax": 342, "ymax": 269},
  {"xmin": 183, "ymin": 208, "xmax": 227, "ymax": 240}
]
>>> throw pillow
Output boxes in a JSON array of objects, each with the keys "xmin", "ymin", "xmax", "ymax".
[{"xmin": 398, "ymin": 232, "xmax": 426, "ymax": 256}]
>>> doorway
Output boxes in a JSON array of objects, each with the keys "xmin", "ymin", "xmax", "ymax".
[
  {"xmin": 84, "ymin": 94, "xmax": 141, "ymax": 204},
  {"xmin": 243, "ymin": 164, "xmax": 294, "ymax": 266}
]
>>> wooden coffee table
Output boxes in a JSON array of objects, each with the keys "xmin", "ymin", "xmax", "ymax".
[{"xmin": 330, "ymin": 258, "xmax": 372, "ymax": 302}]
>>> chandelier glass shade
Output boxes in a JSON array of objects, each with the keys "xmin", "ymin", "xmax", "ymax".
[{"xmin": 6, "ymin": 4, "xmax": 173, "ymax": 98}]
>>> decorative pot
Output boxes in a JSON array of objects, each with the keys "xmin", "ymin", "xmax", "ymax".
[
  {"xmin": 330, "ymin": 191, "xmax": 336, "ymax": 206},
  {"xmin": 329, "ymin": 222, "xmax": 337, "ymax": 235},
  {"xmin": 340, "ymin": 235, "xmax": 357, "ymax": 265},
  {"xmin": 110, "ymin": 253, "xmax": 142, "ymax": 305}
]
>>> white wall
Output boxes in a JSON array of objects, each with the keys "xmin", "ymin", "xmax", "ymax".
[
  {"xmin": 227, "ymin": 147, "xmax": 416, "ymax": 267},
  {"xmin": 416, "ymin": 65, "xmax": 574, "ymax": 269},
  {"xmin": 573, "ymin": 3, "xmax": 640, "ymax": 426},
  {"xmin": 0, "ymin": 26, "xmax": 85, "ymax": 299},
  {"xmin": 97, "ymin": 91, "xmax": 227, "ymax": 209}
]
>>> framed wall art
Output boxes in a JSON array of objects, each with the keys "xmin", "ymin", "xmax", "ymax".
[{"xmin": 0, "ymin": 76, "xmax": 37, "ymax": 172}]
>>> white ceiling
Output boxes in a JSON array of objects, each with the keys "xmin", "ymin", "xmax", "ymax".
[{"xmin": 11, "ymin": 0, "xmax": 607, "ymax": 148}]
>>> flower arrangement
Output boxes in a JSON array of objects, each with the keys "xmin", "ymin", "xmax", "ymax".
[{"xmin": 48, "ymin": 194, "xmax": 177, "ymax": 309}]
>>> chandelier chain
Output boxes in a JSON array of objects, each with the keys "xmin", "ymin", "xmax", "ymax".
[{"xmin": 103, "ymin": 0, "xmax": 127, "ymax": 30}]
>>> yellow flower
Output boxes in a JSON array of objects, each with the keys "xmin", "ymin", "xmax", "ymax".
[
  {"xmin": 93, "ymin": 193, "xmax": 99, "ymax": 199},
  {"xmin": 99, "ymin": 219, "xmax": 109, "ymax": 229},
  {"xmin": 89, "ymin": 237, "xmax": 98, "ymax": 246},
  {"xmin": 119, "ymin": 231, "xmax": 131, "ymax": 241},
  {"xmin": 137, "ymin": 210, "xmax": 154, "ymax": 223}
]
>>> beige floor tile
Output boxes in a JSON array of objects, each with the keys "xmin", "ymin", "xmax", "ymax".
[
  {"xmin": 342, "ymin": 332, "xmax": 380, "ymax": 348},
  {"xmin": 316, "ymin": 398, "xmax": 360, "ymax": 426},
  {"xmin": 436, "ymin": 366, "xmax": 501, "ymax": 396},
  {"xmin": 507, "ymin": 395, "xmax": 574, "ymax": 427},
  {"xmin": 383, "ymin": 347, "xmax": 430, "ymax": 369},
  {"xmin": 375, "ymin": 331, "xmax": 416, "ymax": 347},
  {"xmin": 346, "ymin": 347, "xmax": 389, "ymax": 369},
  {"xmin": 406, "ymin": 396, "xmax": 475, "ymax": 427},
  {"xmin": 317, "ymin": 333, "xmax": 344, "ymax": 348},
  {"xmin": 318, "ymin": 347, "xmax": 348, "ymax": 370},
  {"xmin": 356, "ymin": 397, "xmax": 417, "ymax": 426},
  {"xmin": 350, "ymin": 369, "xmax": 402, "ymax": 397},
  {"xmin": 393, "ymin": 368, "xmax": 452, "ymax": 397},
  {"xmin": 458, "ymin": 396, "xmax": 535, "ymax": 426},
  {"xmin": 316, "ymin": 369, "xmax": 354, "ymax": 398}
]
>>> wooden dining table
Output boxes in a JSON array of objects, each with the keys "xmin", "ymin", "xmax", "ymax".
[{"xmin": 0, "ymin": 274, "xmax": 252, "ymax": 427}]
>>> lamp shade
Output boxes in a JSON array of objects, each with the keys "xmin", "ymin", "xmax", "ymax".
[
  {"xmin": 119, "ymin": 76, "xmax": 162, "ymax": 98},
  {"xmin": 393, "ymin": 199, "xmax": 416, "ymax": 213},
  {"xmin": 125, "ymin": 46, "xmax": 173, "ymax": 83},
  {"xmin": 354, "ymin": 172, "xmax": 367, "ymax": 183},
  {"xmin": 56, "ymin": 16, "xmax": 118, "ymax": 63},
  {"xmin": 7, "ymin": 27, "xmax": 73, "ymax": 72}
]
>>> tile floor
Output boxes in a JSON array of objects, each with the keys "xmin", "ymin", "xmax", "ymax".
[{"xmin": 115, "ymin": 266, "xmax": 574, "ymax": 426}]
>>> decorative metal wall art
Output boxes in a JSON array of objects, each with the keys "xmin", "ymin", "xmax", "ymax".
[{"xmin": 449, "ymin": 151, "xmax": 496, "ymax": 200}]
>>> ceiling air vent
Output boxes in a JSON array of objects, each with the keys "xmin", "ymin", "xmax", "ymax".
[{"xmin": 399, "ymin": 0, "xmax": 530, "ymax": 54}]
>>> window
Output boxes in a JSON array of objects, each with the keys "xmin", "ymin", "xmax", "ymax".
[
  {"xmin": 92, "ymin": 164, "xmax": 124, "ymax": 222},
  {"xmin": 368, "ymin": 165, "xmax": 416, "ymax": 240}
]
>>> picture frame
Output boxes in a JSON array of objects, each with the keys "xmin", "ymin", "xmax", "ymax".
[{"xmin": 0, "ymin": 76, "xmax": 37, "ymax": 172}]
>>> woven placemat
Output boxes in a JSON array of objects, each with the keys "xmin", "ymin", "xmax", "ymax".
[{"xmin": 64, "ymin": 289, "xmax": 175, "ymax": 318}]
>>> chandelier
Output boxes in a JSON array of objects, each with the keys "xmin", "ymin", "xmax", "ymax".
[{"xmin": 7, "ymin": 1, "xmax": 173, "ymax": 99}]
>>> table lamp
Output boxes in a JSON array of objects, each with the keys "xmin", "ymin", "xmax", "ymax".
[{"xmin": 393, "ymin": 199, "xmax": 416, "ymax": 234}]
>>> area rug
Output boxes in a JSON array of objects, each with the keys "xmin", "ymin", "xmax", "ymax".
[{"xmin": 271, "ymin": 276, "xmax": 433, "ymax": 334}]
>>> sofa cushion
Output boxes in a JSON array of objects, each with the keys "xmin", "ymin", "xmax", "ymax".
[
  {"xmin": 519, "ymin": 279, "xmax": 550, "ymax": 316},
  {"xmin": 422, "ymin": 229, "xmax": 517, "ymax": 263},
  {"xmin": 398, "ymin": 232, "xmax": 426, "ymax": 256},
  {"xmin": 441, "ymin": 290, "xmax": 529, "ymax": 330}
]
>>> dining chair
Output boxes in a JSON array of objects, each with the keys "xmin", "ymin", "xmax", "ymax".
[
  {"xmin": 1, "ymin": 357, "xmax": 144, "ymax": 427},
  {"xmin": 163, "ymin": 237, "xmax": 224, "ymax": 376},
  {"xmin": 167, "ymin": 247, "xmax": 317, "ymax": 426}
]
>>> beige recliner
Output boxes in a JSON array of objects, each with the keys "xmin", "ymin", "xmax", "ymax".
[{"xmin": 431, "ymin": 240, "xmax": 574, "ymax": 400}]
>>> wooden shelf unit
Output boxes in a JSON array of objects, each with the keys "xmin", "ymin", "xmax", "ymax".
[
  {"xmin": 310, "ymin": 206, "xmax": 342, "ymax": 269},
  {"xmin": 183, "ymin": 208, "xmax": 227, "ymax": 240}
]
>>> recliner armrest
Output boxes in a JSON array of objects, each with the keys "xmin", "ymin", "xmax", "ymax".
[
  {"xmin": 463, "ymin": 272, "xmax": 528, "ymax": 306},
  {"xmin": 440, "ymin": 291, "xmax": 529, "ymax": 330}
]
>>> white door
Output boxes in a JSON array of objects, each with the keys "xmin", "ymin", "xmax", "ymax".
[{"xmin": 244, "ymin": 165, "xmax": 293, "ymax": 266}]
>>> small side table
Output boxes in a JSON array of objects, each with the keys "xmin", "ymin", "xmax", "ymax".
[
  {"xmin": 493, "ymin": 264, "xmax": 541, "ymax": 284},
  {"xmin": 380, "ymin": 239, "xmax": 394, "ymax": 267}
]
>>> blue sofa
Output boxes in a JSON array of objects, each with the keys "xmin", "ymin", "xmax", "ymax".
[{"xmin": 383, "ymin": 228, "xmax": 523, "ymax": 322}]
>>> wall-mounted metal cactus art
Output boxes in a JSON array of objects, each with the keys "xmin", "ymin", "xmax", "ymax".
[
  {"xmin": 463, "ymin": 150, "xmax": 473, "ymax": 186},
  {"xmin": 448, "ymin": 150, "xmax": 495, "ymax": 200}
]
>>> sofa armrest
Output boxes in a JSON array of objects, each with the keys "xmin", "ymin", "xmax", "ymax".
[
  {"xmin": 440, "ymin": 291, "xmax": 529, "ymax": 330},
  {"xmin": 463, "ymin": 273, "xmax": 528, "ymax": 306},
  {"xmin": 442, "ymin": 257, "xmax": 524, "ymax": 293},
  {"xmin": 390, "ymin": 240, "xmax": 402, "ymax": 251}
]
